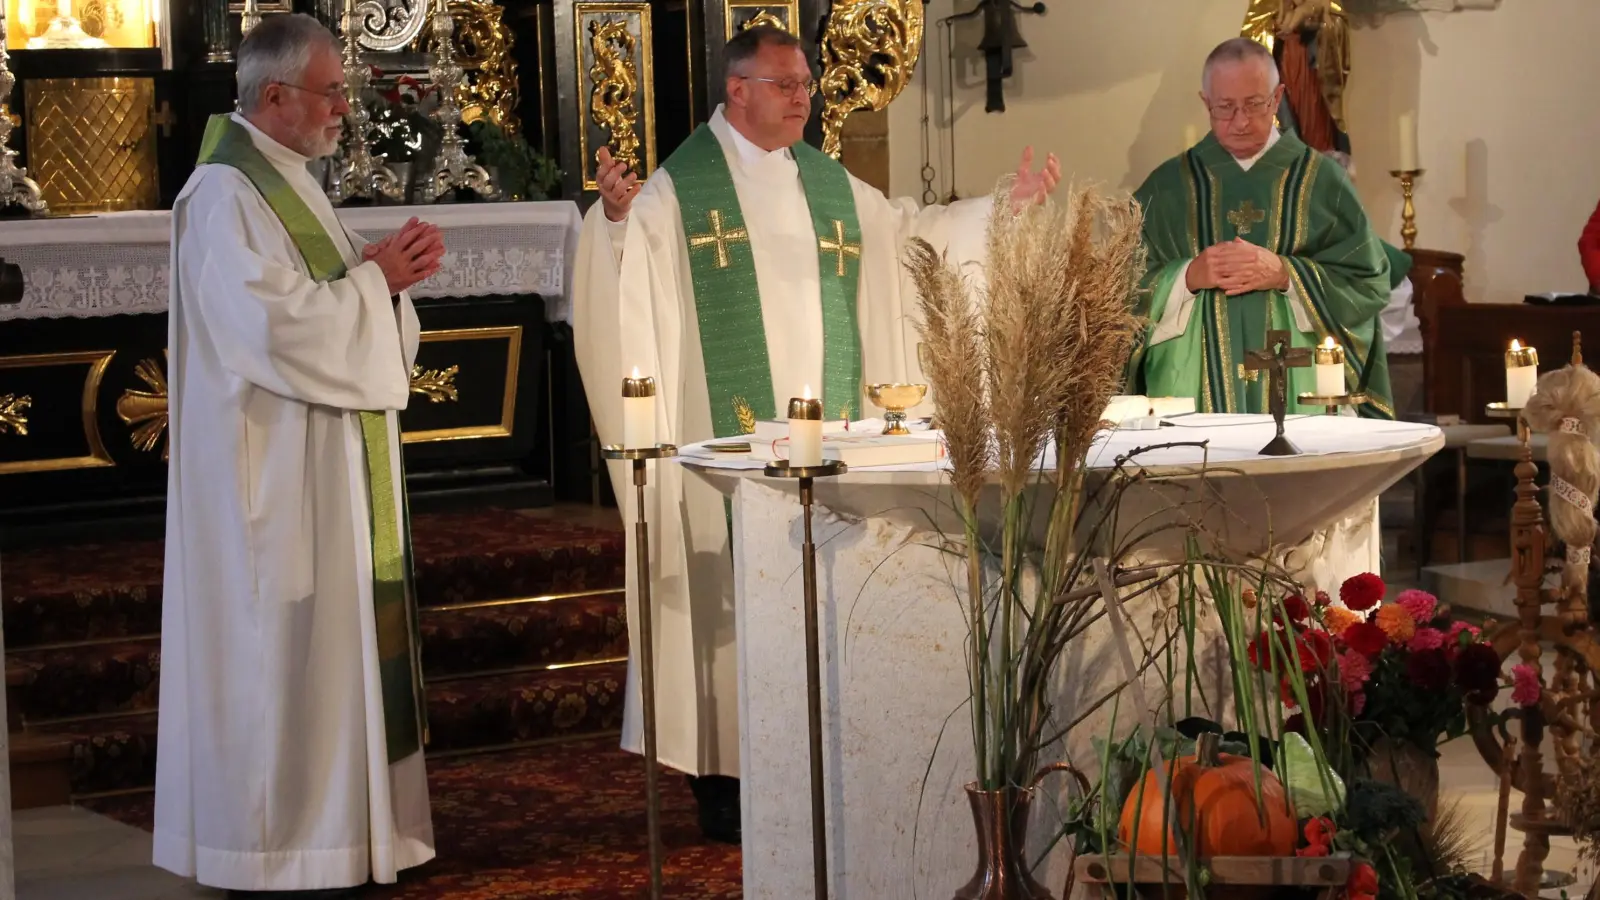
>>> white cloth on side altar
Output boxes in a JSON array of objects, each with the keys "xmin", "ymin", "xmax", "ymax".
[
  {"xmin": 154, "ymin": 114, "xmax": 434, "ymax": 891},
  {"xmin": 571, "ymin": 105, "xmax": 991, "ymax": 778}
]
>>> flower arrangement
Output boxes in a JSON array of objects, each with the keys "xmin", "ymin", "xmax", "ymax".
[
  {"xmin": 366, "ymin": 68, "xmax": 442, "ymax": 164},
  {"xmin": 1245, "ymin": 575, "xmax": 1501, "ymax": 768}
]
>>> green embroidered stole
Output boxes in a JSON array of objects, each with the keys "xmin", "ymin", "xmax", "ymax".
[
  {"xmin": 661, "ymin": 125, "xmax": 864, "ymax": 438},
  {"xmin": 197, "ymin": 114, "xmax": 426, "ymax": 763}
]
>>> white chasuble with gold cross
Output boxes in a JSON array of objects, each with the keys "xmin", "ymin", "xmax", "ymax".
[{"xmin": 572, "ymin": 105, "xmax": 990, "ymax": 777}]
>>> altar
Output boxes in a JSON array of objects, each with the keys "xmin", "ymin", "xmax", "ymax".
[{"xmin": 679, "ymin": 413, "xmax": 1443, "ymax": 899}]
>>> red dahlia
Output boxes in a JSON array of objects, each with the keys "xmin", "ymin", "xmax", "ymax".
[{"xmin": 1339, "ymin": 573, "xmax": 1386, "ymax": 611}]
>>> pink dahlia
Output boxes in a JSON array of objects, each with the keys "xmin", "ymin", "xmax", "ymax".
[
  {"xmin": 1395, "ymin": 589, "xmax": 1439, "ymax": 624},
  {"xmin": 1512, "ymin": 664, "xmax": 1542, "ymax": 707},
  {"xmin": 1337, "ymin": 649, "xmax": 1372, "ymax": 694},
  {"xmin": 1409, "ymin": 627, "xmax": 1447, "ymax": 653}
]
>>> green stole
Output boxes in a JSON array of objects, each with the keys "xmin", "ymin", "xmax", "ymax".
[
  {"xmin": 196, "ymin": 114, "xmax": 426, "ymax": 764},
  {"xmin": 661, "ymin": 125, "xmax": 864, "ymax": 438}
]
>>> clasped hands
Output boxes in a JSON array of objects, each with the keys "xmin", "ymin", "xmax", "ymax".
[
  {"xmin": 1186, "ymin": 237, "xmax": 1290, "ymax": 296},
  {"xmin": 363, "ymin": 217, "xmax": 446, "ymax": 296}
]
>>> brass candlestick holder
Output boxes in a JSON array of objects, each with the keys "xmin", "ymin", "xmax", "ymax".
[
  {"xmin": 601, "ymin": 442, "xmax": 678, "ymax": 900},
  {"xmin": 327, "ymin": 0, "xmax": 404, "ymax": 204},
  {"xmin": 866, "ymin": 383, "xmax": 927, "ymax": 435},
  {"xmin": 0, "ymin": 7, "xmax": 46, "ymax": 215},
  {"xmin": 763, "ymin": 457, "xmax": 848, "ymax": 900},
  {"xmin": 1390, "ymin": 169, "xmax": 1423, "ymax": 250},
  {"xmin": 1297, "ymin": 392, "xmax": 1367, "ymax": 416}
]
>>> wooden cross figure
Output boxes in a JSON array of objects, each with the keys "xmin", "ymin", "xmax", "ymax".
[{"xmin": 1243, "ymin": 329, "xmax": 1310, "ymax": 455}]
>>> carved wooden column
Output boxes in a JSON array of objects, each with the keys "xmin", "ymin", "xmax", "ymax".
[{"xmin": 1508, "ymin": 414, "xmax": 1549, "ymax": 896}]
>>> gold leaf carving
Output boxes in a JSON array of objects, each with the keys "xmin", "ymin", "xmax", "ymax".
[
  {"xmin": 740, "ymin": 9, "xmax": 788, "ymax": 31},
  {"xmin": 410, "ymin": 364, "xmax": 461, "ymax": 403},
  {"xmin": 588, "ymin": 19, "xmax": 643, "ymax": 174},
  {"xmin": 116, "ymin": 356, "xmax": 168, "ymax": 459},
  {"xmin": 0, "ymin": 393, "xmax": 32, "ymax": 436},
  {"xmin": 415, "ymin": 0, "xmax": 521, "ymax": 135},
  {"xmin": 818, "ymin": 0, "xmax": 924, "ymax": 159}
]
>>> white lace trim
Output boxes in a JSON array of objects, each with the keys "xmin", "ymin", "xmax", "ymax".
[
  {"xmin": 0, "ymin": 201, "xmax": 583, "ymax": 323},
  {"xmin": 1551, "ymin": 475, "xmax": 1594, "ymax": 516}
]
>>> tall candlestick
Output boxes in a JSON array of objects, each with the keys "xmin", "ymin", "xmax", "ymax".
[
  {"xmin": 1314, "ymin": 336, "xmax": 1345, "ymax": 397},
  {"xmin": 1505, "ymin": 340, "xmax": 1538, "ymax": 408},
  {"xmin": 789, "ymin": 388, "xmax": 823, "ymax": 468},
  {"xmin": 622, "ymin": 368, "xmax": 657, "ymax": 449},
  {"xmin": 1397, "ymin": 112, "xmax": 1418, "ymax": 173}
]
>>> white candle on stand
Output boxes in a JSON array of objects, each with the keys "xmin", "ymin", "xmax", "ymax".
[
  {"xmin": 1183, "ymin": 124, "xmax": 1199, "ymax": 152},
  {"xmin": 1397, "ymin": 112, "xmax": 1418, "ymax": 172},
  {"xmin": 1314, "ymin": 336, "xmax": 1345, "ymax": 397},
  {"xmin": 788, "ymin": 387, "xmax": 823, "ymax": 467},
  {"xmin": 1505, "ymin": 340, "xmax": 1538, "ymax": 408},
  {"xmin": 622, "ymin": 368, "xmax": 656, "ymax": 449}
]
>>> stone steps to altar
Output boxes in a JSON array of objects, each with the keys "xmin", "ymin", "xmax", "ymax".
[{"xmin": 3, "ymin": 505, "xmax": 629, "ymax": 798}]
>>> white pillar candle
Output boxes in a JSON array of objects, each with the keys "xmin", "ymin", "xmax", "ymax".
[
  {"xmin": 1314, "ymin": 336, "xmax": 1345, "ymax": 397},
  {"xmin": 1397, "ymin": 112, "xmax": 1418, "ymax": 172},
  {"xmin": 788, "ymin": 388, "xmax": 823, "ymax": 467},
  {"xmin": 1183, "ymin": 124, "xmax": 1199, "ymax": 152},
  {"xmin": 1505, "ymin": 340, "xmax": 1538, "ymax": 408},
  {"xmin": 622, "ymin": 368, "xmax": 656, "ymax": 449}
]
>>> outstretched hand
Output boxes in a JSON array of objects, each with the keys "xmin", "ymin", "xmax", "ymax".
[{"xmin": 1008, "ymin": 146, "xmax": 1062, "ymax": 211}]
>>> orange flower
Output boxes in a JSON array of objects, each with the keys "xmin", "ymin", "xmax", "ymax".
[
  {"xmin": 1375, "ymin": 604, "xmax": 1416, "ymax": 643},
  {"xmin": 1322, "ymin": 605, "xmax": 1362, "ymax": 634}
]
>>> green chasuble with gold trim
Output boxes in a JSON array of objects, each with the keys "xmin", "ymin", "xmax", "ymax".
[
  {"xmin": 1125, "ymin": 131, "xmax": 1395, "ymax": 419},
  {"xmin": 196, "ymin": 114, "xmax": 427, "ymax": 764},
  {"xmin": 660, "ymin": 125, "xmax": 865, "ymax": 439}
]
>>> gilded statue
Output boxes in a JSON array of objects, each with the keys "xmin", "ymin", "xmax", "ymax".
[
  {"xmin": 817, "ymin": 0, "xmax": 925, "ymax": 158},
  {"xmin": 587, "ymin": 19, "xmax": 644, "ymax": 175},
  {"xmin": 1241, "ymin": 0, "xmax": 1349, "ymax": 157}
]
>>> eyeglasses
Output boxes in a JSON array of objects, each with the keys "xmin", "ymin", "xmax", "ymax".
[
  {"xmin": 1208, "ymin": 96, "xmax": 1276, "ymax": 121},
  {"xmin": 740, "ymin": 75, "xmax": 817, "ymax": 97},
  {"xmin": 274, "ymin": 81, "xmax": 348, "ymax": 103}
]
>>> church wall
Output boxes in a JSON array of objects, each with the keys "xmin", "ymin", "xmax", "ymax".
[{"xmin": 887, "ymin": 0, "xmax": 1600, "ymax": 304}]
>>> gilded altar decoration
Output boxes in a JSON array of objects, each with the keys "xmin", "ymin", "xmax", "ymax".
[
  {"xmin": 116, "ymin": 355, "xmax": 168, "ymax": 459},
  {"xmin": 0, "ymin": 393, "xmax": 30, "ymax": 436},
  {"xmin": 1241, "ymin": 0, "xmax": 1349, "ymax": 155},
  {"xmin": 740, "ymin": 9, "xmax": 786, "ymax": 31},
  {"xmin": 418, "ymin": 2, "xmax": 498, "ymax": 201},
  {"xmin": 25, "ymin": 77, "xmax": 157, "ymax": 214},
  {"xmin": 409, "ymin": 363, "xmax": 459, "ymax": 402},
  {"xmin": 329, "ymin": 0, "xmax": 405, "ymax": 203},
  {"xmin": 0, "ymin": 10, "xmax": 46, "ymax": 213},
  {"xmin": 413, "ymin": 0, "xmax": 520, "ymax": 134},
  {"xmin": 817, "ymin": 0, "xmax": 924, "ymax": 158},
  {"xmin": 725, "ymin": 0, "xmax": 797, "ymax": 34},
  {"xmin": 588, "ymin": 19, "xmax": 642, "ymax": 174}
]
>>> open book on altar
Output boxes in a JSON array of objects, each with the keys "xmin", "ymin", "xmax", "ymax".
[
  {"xmin": 1102, "ymin": 395, "xmax": 1196, "ymax": 423},
  {"xmin": 749, "ymin": 431, "xmax": 946, "ymax": 467}
]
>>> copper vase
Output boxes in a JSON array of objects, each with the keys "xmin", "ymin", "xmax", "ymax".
[{"xmin": 953, "ymin": 783, "xmax": 1055, "ymax": 900}]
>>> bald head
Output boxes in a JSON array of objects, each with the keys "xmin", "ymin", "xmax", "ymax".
[{"xmin": 1199, "ymin": 37, "xmax": 1283, "ymax": 160}]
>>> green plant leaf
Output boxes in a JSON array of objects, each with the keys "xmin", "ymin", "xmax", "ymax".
[{"xmin": 1281, "ymin": 731, "xmax": 1344, "ymax": 817}]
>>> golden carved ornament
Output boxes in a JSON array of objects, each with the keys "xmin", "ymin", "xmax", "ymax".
[
  {"xmin": 740, "ymin": 9, "xmax": 788, "ymax": 31},
  {"xmin": 409, "ymin": 363, "xmax": 461, "ymax": 403},
  {"xmin": 818, "ymin": 0, "xmax": 925, "ymax": 159},
  {"xmin": 587, "ymin": 17, "xmax": 644, "ymax": 175},
  {"xmin": 414, "ymin": 0, "xmax": 521, "ymax": 135},
  {"xmin": 0, "ymin": 393, "xmax": 31, "ymax": 436},
  {"xmin": 116, "ymin": 355, "xmax": 168, "ymax": 459}
]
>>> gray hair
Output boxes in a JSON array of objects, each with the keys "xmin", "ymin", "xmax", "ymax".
[
  {"xmin": 1201, "ymin": 37, "xmax": 1280, "ymax": 96},
  {"xmin": 724, "ymin": 24, "xmax": 802, "ymax": 77},
  {"xmin": 236, "ymin": 13, "xmax": 342, "ymax": 113}
]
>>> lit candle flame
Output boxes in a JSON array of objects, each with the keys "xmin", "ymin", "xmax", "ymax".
[
  {"xmin": 802, "ymin": 385, "xmax": 813, "ymax": 400},
  {"xmin": 631, "ymin": 366, "xmax": 640, "ymax": 379},
  {"xmin": 1322, "ymin": 336, "xmax": 1336, "ymax": 350},
  {"xmin": 1510, "ymin": 339, "xmax": 1522, "ymax": 352}
]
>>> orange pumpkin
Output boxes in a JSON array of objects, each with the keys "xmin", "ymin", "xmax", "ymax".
[{"xmin": 1116, "ymin": 733, "xmax": 1297, "ymax": 858}]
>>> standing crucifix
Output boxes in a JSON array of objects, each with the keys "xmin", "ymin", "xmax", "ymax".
[{"xmin": 1243, "ymin": 329, "xmax": 1311, "ymax": 456}]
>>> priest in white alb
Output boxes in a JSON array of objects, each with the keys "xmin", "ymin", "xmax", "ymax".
[
  {"xmin": 572, "ymin": 23, "xmax": 1061, "ymax": 844},
  {"xmin": 154, "ymin": 14, "xmax": 445, "ymax": 897}
]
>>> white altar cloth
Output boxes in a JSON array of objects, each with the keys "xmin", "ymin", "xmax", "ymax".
[
  {"xmin": 674, "ymin": 414, "xmax": 1441, "ymax": 899},
  {"xmin": 0, "ymin": 201, "xmax": 582, "ymax": 322}
]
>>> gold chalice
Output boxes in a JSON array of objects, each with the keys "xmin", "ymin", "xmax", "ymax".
[{"xmin": 866, "ymin": 383, "xmax": 928, "ymax": 435}]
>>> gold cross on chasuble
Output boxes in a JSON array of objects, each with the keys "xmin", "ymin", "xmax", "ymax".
[
  {"xmin": 1228, "ymin": 199, "xmax": 1267, "ymax": 236},
  {"xmin": 817, "ymin": 218, "xmax": 862, "ymax": 277},
  {"xmin": 687, "ymin": 209, "xmax": 749, "ymax": 269}
]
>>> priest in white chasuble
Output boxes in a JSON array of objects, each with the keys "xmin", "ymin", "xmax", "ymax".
[
  {"xmin": 154, "ymin": 14, "xmax": 445, "ymax": 897},
  {"xmin": 572, "ymin": 24, "xmax": 1060, "ymax": 843},
  {"xmin": 1125, "ymin": 37, "xmax": 1394, "ymax": 419}
]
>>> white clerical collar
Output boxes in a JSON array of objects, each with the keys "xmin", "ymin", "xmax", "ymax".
[
  {"xmin": 710, "ymin": 105, "xmax": 795, "ymax": 167},
  {"xmin": 1233, "ymin": 128, "xmax": 1281, "ymax": 172},
  {"xmin": 230, "ymin": 112, "xmax": 313, "ymax": 169}
]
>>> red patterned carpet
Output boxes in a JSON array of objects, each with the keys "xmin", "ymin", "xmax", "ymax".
[{"xmin": 83, "ymin": 736, "xmax": 743, "ymax": 900}]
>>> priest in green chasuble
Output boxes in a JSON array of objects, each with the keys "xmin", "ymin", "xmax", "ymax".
[
  {"xmin": 572, "ymin": 24, "xmax": 1060, "ymax": 843},
  {"xmin": 1126, "ymin": 37, "xmax": 1394, "ymax": 419}
]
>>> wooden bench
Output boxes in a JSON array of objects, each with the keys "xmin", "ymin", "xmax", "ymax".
[{"xmin": 7, "ymin": 658, "xmax": 74, "ymax": 809}]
